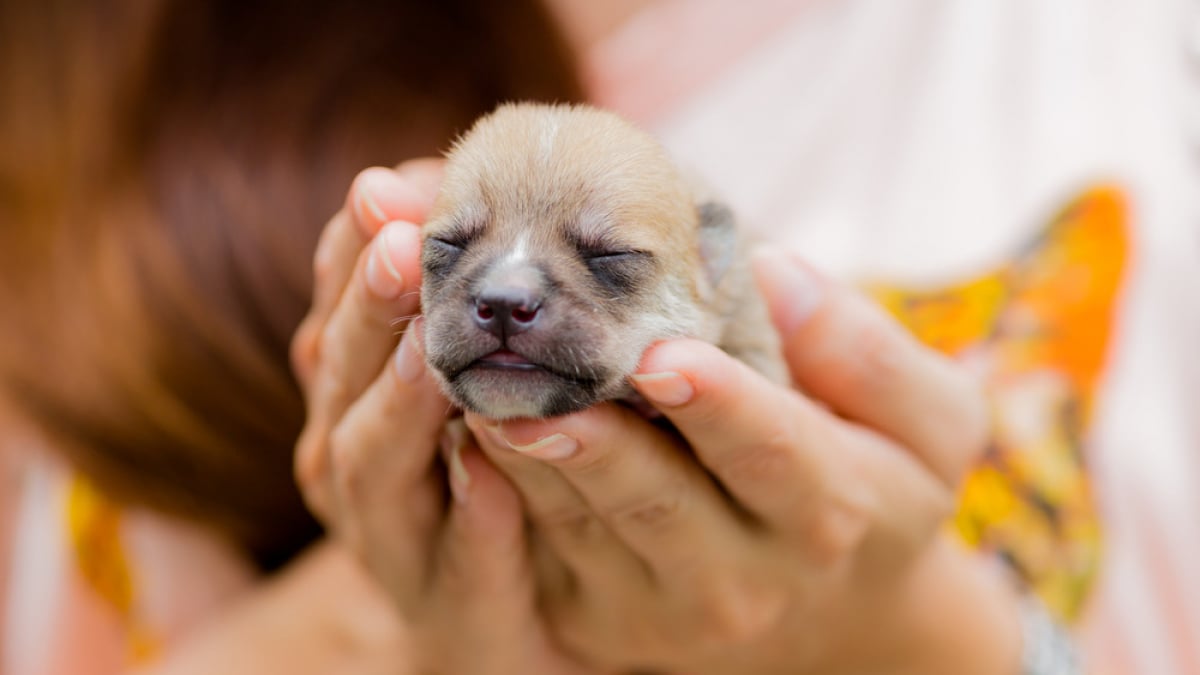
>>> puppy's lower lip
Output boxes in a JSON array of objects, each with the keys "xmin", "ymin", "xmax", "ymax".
[{"xmin": 474, "ymin": 349, "xmax": 542, "ymax": 371}]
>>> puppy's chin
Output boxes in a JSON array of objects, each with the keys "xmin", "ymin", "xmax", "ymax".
[{"xmin": 442, "ymin": 366, "xmax": 612, "ymax": 420}]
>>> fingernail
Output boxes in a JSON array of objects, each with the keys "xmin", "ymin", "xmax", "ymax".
[
  {"xmin": 393, "ymin": 323, "xmax": 425, "ymax": 383},
  {"xmin": 629, "ymin": 371, "xmax": 694, "ymax": 407},
  {"xmin": 475, "ymin": 421, "xmax": 505, "ymax": 449},
  {"xmin": 751, "ymin": 248, "xmax": 824, "ymax": 334},
  {"xmin": 440, "ymin": 421, "xmax": 471, "ymax": 504},
  {"xmin": 354, "ymin": 181, "xmax": 388, "ymax": 226},
  {"xmin": 502, "ymin": 431, "xmax": 578, "ymax": 461},
  {"xmin": 364, "ymin": 226, "xmax": 405, "ymax": 299}
]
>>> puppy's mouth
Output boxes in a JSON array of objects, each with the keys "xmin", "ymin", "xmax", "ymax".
[
  {"xmin": 472, "ymin": 349, "xmax": 541, "ymax": 371},
  {"xmin": 433, "ymin": 344, "xmax": 615, "ymax": 419},
  {"xmin": 460, "ymin": 348, "xmax": 597, "ymax": 386}
]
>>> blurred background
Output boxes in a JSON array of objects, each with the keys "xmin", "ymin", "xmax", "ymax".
[{"xmin": 1, "ymin": 1, "xmax": 1198, "ymax": 673}]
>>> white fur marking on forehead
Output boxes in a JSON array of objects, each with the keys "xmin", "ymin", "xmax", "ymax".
[{"xmin": 498, "ymin": 233, "xmax": 530, "ymax": 269}]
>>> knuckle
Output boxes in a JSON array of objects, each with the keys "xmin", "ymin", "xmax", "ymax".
[
  {"xmin": 541, "ymin": 506, "xmax": 606, "ymax": 547},
  {"xmin": 293, "ymin": 428, "xmax": 334, "ymax": 521},
  {"xmin": 293, "ymin": 426, "xmax": 325, "ymax": 487},
  {"xmin": 608, "ymin": 488, "xmax": 687, "ymax": 533},
  {"xmin": 799, "ymin": 493, "xmax": 871, "ymax": 567},
  {"xmin": 290, "ymin": 317, "xmax": 320, "ymax": 384},
  {"xmin": 316, "ymin": 321, "xmax": 343, "ymax": 370},
  {"xmin": 555, "ymin": 441, "xmax": 618, "ymax": 476},
  {"xmin": 327, "ymin": 422, "xmax": 367, "ymax": 501},
  {"xmin": 925, "ymin": 358, "xmax": 991, "ymax": 483},
  {"xmin": 947, "ymin": 370, "xmax": 991, "ymax": 459},
  {"xmin": 315, "ymin": 330, "xmax": 353, "ymax": 399},
  {"xmin": 715, "ymin": 426, "xmax": 794, "ymax": 486},
  {"xmin": 838, "ymin": 312, "xmax": 907, "ymax": 397},
  {"xmin": 691, "ymin": 578, "xmax": 781, "ymax": 646}
]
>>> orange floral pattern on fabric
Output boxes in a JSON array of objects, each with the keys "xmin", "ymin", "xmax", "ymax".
[{"xmin": 869, "ymin": 186, "xmax": 1128, "ymax": 622}]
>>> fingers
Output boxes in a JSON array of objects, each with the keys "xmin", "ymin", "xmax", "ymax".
[
  {"xmin": 286, "ymin": 161, "xmax": 594, "ymax": 674},
  {"xmin": 634, "ymin": 339, "xmax": 954, "ymax": 560},
  {"xmin": 317, "ymin": 220, "xmax": 424, "ymax": 409},
  {"xmin": 424, "ymin": 439, "xmax": 587, "ymax": 675},
  {"xmin": 631, "ymin": 340, "xmax": 876, "ymax": 558},
  {"xmin": 751, "ymin": 249, "xmax": 989, "ymax": 486},
  {"xmin": 304, "ymin": 327, "xmax": 576, "ymax": 674},
  {"xmin": 317, "ymin": 162, "xmax": 443, "ymax": 332},
  {"xmin": 467, "ymin": 404, "xmax": 749, "ymax": 580},
  {"xmin": 323, "ymin": 324, "xmax": 451, "ymax": 602},
  {"xmin": 295, "ymin": 222, "xmax": 425, "ymax": 518},
  {"xmin": 292, "ymin": 162, "xmax": 442, "ymax": 393},
  {"xmin": 435, "ymin": 438, "xmax": 528, "ymax": 601},
  {"xmin": 462, "ymin": 413, "xmax": 650, "ymax": 588},
  {"xmin": 293, "ymin": 160, "xmax": 443, "ymax": 519}
]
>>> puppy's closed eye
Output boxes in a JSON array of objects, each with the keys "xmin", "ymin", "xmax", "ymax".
[
  {"xmin": 423, "ymin": 224, "xmax": 483, "ymax": 279},
  {"xmin": 581, "ymin": 250, "xmax": 653, "ymax": 296},
  {"xmin": 422, "ymin": 238, "xmax": 466, "ymax": 280},
  {"xmin": 430, "ymin": 236, "xmax": 467, "ymax": 251}
]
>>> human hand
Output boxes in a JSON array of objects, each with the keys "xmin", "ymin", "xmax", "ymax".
[
  {"xmin": 290, "ymin": 163, "xmax": 597, "ymax": 674},
  {"xmin": 463, "ymin": 251, "xmax": 1023, "ymax": 675}
]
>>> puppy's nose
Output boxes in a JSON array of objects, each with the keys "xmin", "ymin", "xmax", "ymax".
[{"xmin": 473, "ymin": 286, "xmax": 542, "ymax": 338}]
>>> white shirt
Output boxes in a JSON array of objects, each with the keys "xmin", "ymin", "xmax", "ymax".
[{"xmin": 588, "ymin": 1, "xmax": 1200, "ymax": 672}]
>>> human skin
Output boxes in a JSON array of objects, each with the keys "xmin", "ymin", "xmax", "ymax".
[{"xmin": 288, "ymin": 163, "xmax": 1025, "ymax": 674}]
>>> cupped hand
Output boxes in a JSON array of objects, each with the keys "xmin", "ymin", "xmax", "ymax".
[
  {"xmin": 464, "ymin": 251, "xmax": 1023, "ymax": 675},
  {"xmin": 290, "ymin": 163, "xmax": 596, "ymax": 675}
]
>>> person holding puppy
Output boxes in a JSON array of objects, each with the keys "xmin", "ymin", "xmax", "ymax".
[
  {"xmin": 299, "ymin": 1, "xmax": 1199, "ymax": 673},
  {"xmin": 294, "ymin": 157, "xmax": 1023, "ymax": 674},
  {"xmin": 7, "ymin": 1, "xmax": 1191, "ymax": 674}
]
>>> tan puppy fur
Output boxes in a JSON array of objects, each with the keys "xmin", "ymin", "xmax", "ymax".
[{"xmin": 421, "ymin": 103, "xmax": 786, "ymax": 419}]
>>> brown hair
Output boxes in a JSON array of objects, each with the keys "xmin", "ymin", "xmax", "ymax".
[{"xmin": 0, "ymin": 0, "xmax": 583, "ymax": 569}]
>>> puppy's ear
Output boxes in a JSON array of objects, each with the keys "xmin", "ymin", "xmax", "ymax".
[{"xmin": 697, "ymin": 201, "xmax": 738, "ymax": 285}]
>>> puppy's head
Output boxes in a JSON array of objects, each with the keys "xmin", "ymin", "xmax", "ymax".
[{"xmin": 420, "ymin": 104, "xmax": 731, "ymax": 419}]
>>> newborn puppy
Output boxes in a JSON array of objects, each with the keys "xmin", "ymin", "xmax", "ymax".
[{"xmin": 420, "ymin": 103, "xmax": 786, "ymax": 420}]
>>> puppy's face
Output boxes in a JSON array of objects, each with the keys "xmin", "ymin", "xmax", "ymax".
[{"xmin": 420, "ymin": 105, "xmax": 712, "ymax": 419}]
